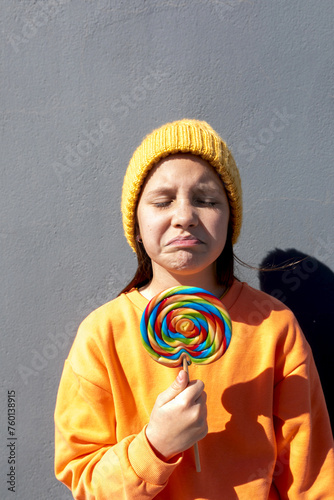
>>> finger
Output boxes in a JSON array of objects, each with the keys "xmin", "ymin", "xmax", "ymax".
[
  {"xmin": 195, "ymin": 387, "xmax": 207, "ymax": 404},
  {"xmin": 178, "ymin": 380, "xmax": 205, "ymax": 405},
  {"xmin": 156, "ymin": 370, "xmax": 189, "ymax": 407}
]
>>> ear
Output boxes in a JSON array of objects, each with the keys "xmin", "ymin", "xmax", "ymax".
[{"xmin": 134, "ymin": 220, "xmax": 142, "ymax": 243}]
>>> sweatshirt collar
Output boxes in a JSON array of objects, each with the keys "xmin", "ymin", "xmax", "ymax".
[{"xmin": 125, "ymin": 279, "xmax": 243, "ymax": 312}]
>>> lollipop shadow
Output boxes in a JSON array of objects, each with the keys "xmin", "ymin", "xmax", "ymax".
[{"xmin": 258, "ymin": 248, "xmax": 334, "ymax": 431}]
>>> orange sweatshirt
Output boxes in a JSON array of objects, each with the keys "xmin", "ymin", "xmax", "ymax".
[{"xmin": 54, "ymin": 280, "xmax": 334, "ymax": 499}]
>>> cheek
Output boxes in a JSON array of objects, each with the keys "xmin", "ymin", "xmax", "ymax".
[
  {"xmin": 138, "ymin": 215, "xmax": 153, "ymax": 237},
  {"xmin": 208, "ymin": 211, "xmax": 229, "ymax": 233},
  {"xmin": 136, "ymin": 208, "xmax": 149, "ymax": 236},
  {"xmin": 138, "ymin": 210, "xmax": 166, "ymax": 238}
]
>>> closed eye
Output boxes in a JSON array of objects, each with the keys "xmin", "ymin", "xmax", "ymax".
[
  {"xmin": 195, "ymin": 199, "xmax": 218, "ymax": 207},
  {"xmin": 153, "ymin": 200, "xmax": 173, "ymax": 208}
]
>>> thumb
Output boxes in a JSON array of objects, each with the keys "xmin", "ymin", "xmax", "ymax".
[{"xmin": 157, "ymin": 370, "xmax": 189, "ymax": 407}]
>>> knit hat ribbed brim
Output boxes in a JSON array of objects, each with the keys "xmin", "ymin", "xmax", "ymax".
[{"xmin": 121, "ymin": 119, "xmax": 242, "ymax": 252}]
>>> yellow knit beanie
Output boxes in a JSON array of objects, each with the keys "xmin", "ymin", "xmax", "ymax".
[{"xmin": 121, "ymin": 119, "xmax": 242, "ymax": 252}]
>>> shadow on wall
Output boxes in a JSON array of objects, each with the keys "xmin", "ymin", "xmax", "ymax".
[{"xmin": 258, "ymin": 248, "xmax": 334, "ymax": 432}]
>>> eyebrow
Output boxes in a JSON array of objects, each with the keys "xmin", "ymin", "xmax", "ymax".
[
  {"xmin": 194, "ymin": 185, "xmax": 222, "ymax": 196},
  {"xmin": 144, "ymin": 187, "xmax": 174, "ymax": 196},
  {"xmin": 144, "ymin": 184, "xmax": 223, "ymax": 198}
]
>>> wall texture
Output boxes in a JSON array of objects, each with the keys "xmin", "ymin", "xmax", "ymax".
[{"xmin": 1, "ymin": 1, "xmax": 333, "ymax": 498}]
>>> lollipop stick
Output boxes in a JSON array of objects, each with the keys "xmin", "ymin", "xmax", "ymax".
[{"xmin": 182, "ymin": 356, "xmax": 201, "ymax": 473}]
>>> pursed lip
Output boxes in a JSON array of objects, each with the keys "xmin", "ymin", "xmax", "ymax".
[{"xmin": 165, "ymin": 235, "xmax": 203, "ymax": 247}]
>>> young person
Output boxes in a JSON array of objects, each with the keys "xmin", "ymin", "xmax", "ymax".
[{"xmin": 54, "ymin": 119, "xmax": 334, "ymax": 499}]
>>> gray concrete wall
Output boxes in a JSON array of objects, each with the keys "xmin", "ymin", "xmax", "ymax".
[{"xmin": 1, "ymin": 1, "xmax": 333, "ymax": 498}]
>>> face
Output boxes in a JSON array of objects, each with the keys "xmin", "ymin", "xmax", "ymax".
[{"xmin": 136, "ymin": 154, "xmax": 230, "ymax": 288}]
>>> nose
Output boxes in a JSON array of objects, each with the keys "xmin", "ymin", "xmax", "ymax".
[{"xmin": 171, "ymin": 199, "xmax": 198, "ymax": 228}]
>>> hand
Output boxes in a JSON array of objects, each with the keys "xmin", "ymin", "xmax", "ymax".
[{"xmin": 145, "ymin": 370, "xmax": 208, "ymax": 461}]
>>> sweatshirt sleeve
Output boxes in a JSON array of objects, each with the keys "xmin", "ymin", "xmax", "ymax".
[
  {"xmin": 54, "ymin": 313, "xmax": 182, "ymax": 499},
  {"xmin": 272, "ymin": 317, "xmax": 334, "ymax": 498}
]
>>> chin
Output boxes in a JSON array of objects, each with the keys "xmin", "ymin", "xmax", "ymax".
[{"xmin": 168, "ymin": 256, "xmax": 214, "ymax": 276}]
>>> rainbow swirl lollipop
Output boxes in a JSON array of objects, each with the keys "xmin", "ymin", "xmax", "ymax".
[{"xmin": 140, "ymin": 286, "xmax": 232, "ymax": 368}]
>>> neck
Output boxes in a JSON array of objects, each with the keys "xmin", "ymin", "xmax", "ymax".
[{"xmin": 139, "ymin": 266, "xmax": 226, "ymax": 300}]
